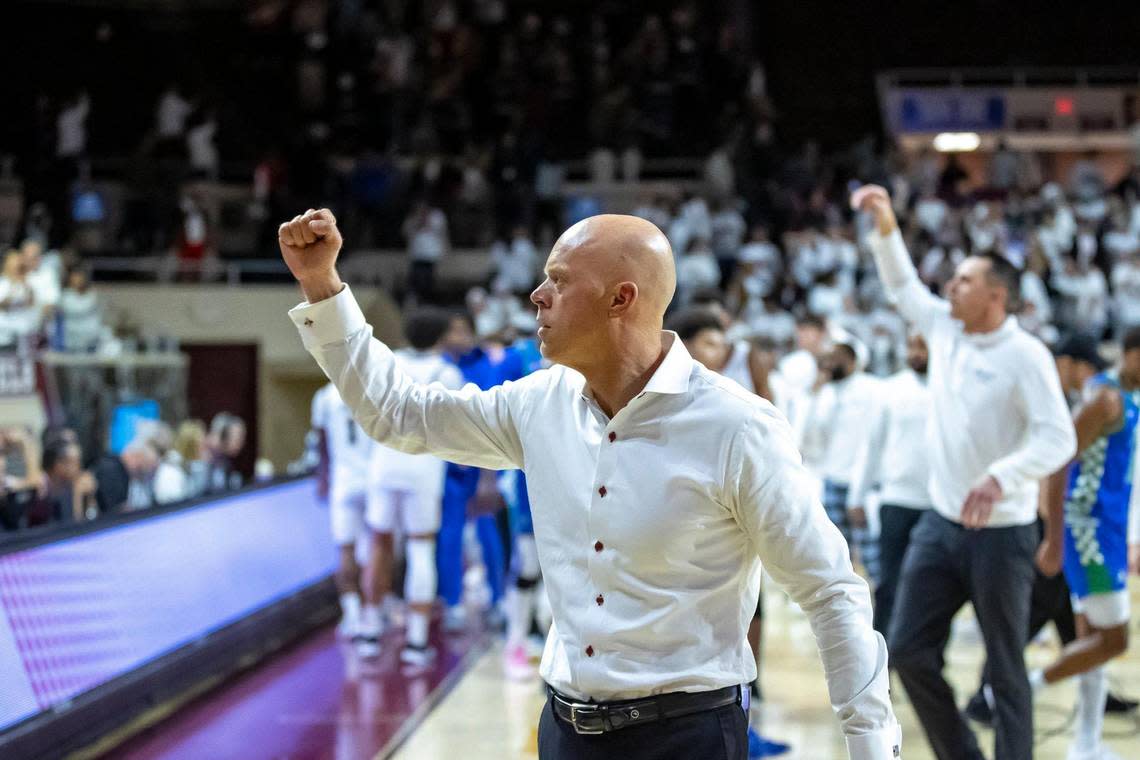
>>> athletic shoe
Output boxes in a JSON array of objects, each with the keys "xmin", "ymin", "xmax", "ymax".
[
  {"xmin": 336, "ymin": 614, "xmax": 359, "ymax": 639},
  {"xmin": 1105, "ymin": 690, "xmax": 1138, "ymax": 713},
  {"xmin": 484, "ymin": 605, "xmax": 507, "ymax": 632},
  {"xmin": 442, "ymin": 605, "xmax": 468, "ymax": 633},
  {"xmin": 964, "ymin": 687, "xmax": 993, "ymax": 726},
  {"xmin": 400, "ymin": 644, "xmax": 437, "ymax": 667},
  {"xmin": 504, "ymin": 642, "xmax": 536, "ymax": 681},
  {"xmin": 747, "ymin": 727, "xmax": 791, "ymax": 757},
  {"xmin": 1066, "ymin": 746, "xmax": 1124, "ymax": 760},
  {"xmin": 354, "ymin": 634, "xmax": 382, "ymax": 659}
]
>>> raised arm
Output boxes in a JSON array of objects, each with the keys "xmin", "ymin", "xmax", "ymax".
[
  {"xmin": 282, "ymin": 210, "xmax": 525, "ymax": 471},
  {"xmin": 851, "ymin": 185, "xmax": 949, "ymax": 336},
  {"xmin": 730, "ymin": 408, "xmax": 899, "ymax": 760}
]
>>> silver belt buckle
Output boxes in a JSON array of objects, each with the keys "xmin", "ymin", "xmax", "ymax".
[{"xmin": 569, "ymin": 702, "xmax": 606, "ymax": 735}]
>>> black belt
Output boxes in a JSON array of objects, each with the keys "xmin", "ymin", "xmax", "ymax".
[{"xmin": 549, "ymin": 684, "xmax": 742, "ymax": 735}]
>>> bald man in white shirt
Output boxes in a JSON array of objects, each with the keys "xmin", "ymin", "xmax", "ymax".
[
  {"xmin": 854, "ymin": 185, "xmax": 1076, "ymax": 760},
  {"xmin": 280, "ymin": 208, "xmax": 899, "ymax": 760}
]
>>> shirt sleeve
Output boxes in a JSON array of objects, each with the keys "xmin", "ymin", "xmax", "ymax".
[
  {"xmin": 987, "ymin": 339, "xmax": 1077, "ymax": 494},
  {"xmin": 290, "ymin": 286, "xmax": 525, "ymax": 470},
  {"xmin": 847, "ymin": 387, "xmax": 889, "ymax": 509},
  {"xmin": 729, "ymin": 407, "xmax": 901, "ymax": 760},
  {"xmin": 866, "ymin": 228, "xmax": 950, "ymax": 337}
]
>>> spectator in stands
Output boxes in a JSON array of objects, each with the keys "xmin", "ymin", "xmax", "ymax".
[
  {"xmin": 631, "ymin": 193, "xmax": 673, "ymax": 234},
  {"xmin": 141, "ymin": 421, "xmax": 188, "ymax": 505},
  {"xmin": 491, "ymin": 226, "xmax": 538, "ymax": 295},
  {"xmin": 1, "ymin": 428, "xmax": 45, "ymax": 531},
  {"xmin": 155, "ymin": 83, "xmax": 193, "ymax": 159},
  {"xmin": 173, "ymin": 193, "xmax": 217, "ymax": 280},
  {"xmin": 206, "ymin": 413, "xmax": 247, "ymax": 492},
  {"xmin": 21, "ymin": 240, "xmax": 60, "ymax": 324},
  {"xmin": 173, "ymin": 420, "xmax": 210, "ymax": 499},
  {"xmin": 1111, "ymin": 248, "xmax": 1140, "ymax": 334},
  {"xmin": 57, "ymin": 267, "xmax": 102, "ymax": 352},
  {"xmin": 1, "ymin": 427, "xmax": 43, "ymax": 495},
  {"xmin": 403, "ymin": 200, "xmax": 450, "ymax": 303},
  {"xmin": 747, "ymin": 294, "xmax": 797, "ymax": 349},
  {"xmin": 1052, "ymin": 254, "xmax": 1109, "ymax": 339},
  {"xmin": 92, "ymin": 440, "xmax": 158, "ymax": 514},
  {"xmin": 39, "ymin": 439, "xmax": 95, "ymax": 523},
  {"xmin": 0, "ymin": 250, "xmax": 38, "ymax": 348},
  {"xmin": 56, "ymin": 90, "xmax": 90, "ymax": 164},
  {"xmin": 710, "ymin": 199, "xmax": 746, "ymax": 286},
  {"xmin": 676, "ymin": 237, "xmax": 721, "ymax": 305},
  {"xmin": 186, "ymin": 109, "xmax": 219, "ymax": 180},
  {"xmin": 778, "ymin": 313, "xmax": 825, "ymax": 398}
]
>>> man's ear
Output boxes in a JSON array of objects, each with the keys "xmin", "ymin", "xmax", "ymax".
[{"xmin": 610, "ymin": 282, "xmax": 639, "ymax": 315}]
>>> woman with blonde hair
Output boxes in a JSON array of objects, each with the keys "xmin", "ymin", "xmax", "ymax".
[{"xmin": 173, "ymin": 420, "xmax": 209, "ymax": 499}]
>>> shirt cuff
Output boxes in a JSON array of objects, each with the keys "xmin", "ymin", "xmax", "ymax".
[
  {"xmin": 845, "ymin": 722, "xmax": 901, "ymax": 759},
  {"xmin": 288, "ymin": 284, "xmax": 365, "ymax": 351}
]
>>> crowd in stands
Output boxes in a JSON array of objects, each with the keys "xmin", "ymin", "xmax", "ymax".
[
  {"xmin": 0, "ymin": 238, "xmax": 108, "ymax": 352},
  {"xmin": 0, "ymin": 412, "xmax": 249, "ymax": 533}
]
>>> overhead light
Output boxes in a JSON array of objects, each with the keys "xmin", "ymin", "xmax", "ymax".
[{"xmin": 933, "ymin": 132, "xmax": 981, "ymax": 152}]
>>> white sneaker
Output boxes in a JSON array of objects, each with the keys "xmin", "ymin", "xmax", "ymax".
[
  {"xmin": 442, "ymin": 605, "xmax": 468, "ymax": 633},
  {"xmin": 336, "ymin": 614, "xmax": 359, "ymax": 639},
  {"xmin": 1066, "ymin": 745, "xmax": 1124, "ymax": 760},
  {"xmin": 354, "ymin": 634, "xmax": 382, "ymax": 659},
  {"xmin": 400, "ymin": 645, "xmax": 437, "ymax": 667}
]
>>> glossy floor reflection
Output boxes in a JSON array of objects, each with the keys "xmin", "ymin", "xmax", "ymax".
[
  {"xmin": 101, "ymin": 581, "xmax": 1140, "ymax": 760},
  {"xmin": 110, "ymin": 624, "xmax": 486, "ymax": 760},
  {"xmin": 397, "ymin": 582, "xmax": 1140, "ymax": 760}
]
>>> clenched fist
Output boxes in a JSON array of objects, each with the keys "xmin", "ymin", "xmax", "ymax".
[
  {"xmin": 850, "ymin": 184, "xmax": 899, "ymax": 237},
  {"xmin": 279, "ymin": 208, "xmax": 345, "ymax": 303}
]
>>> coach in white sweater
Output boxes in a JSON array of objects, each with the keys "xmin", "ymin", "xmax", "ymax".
[{"xmin": 853, "ymin": 186, "xmax": 1075, "ymax": 760}]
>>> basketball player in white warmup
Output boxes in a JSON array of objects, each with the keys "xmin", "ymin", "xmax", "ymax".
[
  {"xmin": 311, "ymin": 382, "xmax": 375, "ymax": 638},
  {"xmin": 359, "ymin": 307, "xmax": 463, "ymax": 665},
  {"xmin": 281, "ymin": 208, "xmax": 899, "ymax": 760}
]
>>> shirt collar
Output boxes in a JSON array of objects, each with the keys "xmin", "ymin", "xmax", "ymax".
[
  {"xmin": 963, "ymin": 315, "xmax": 1019, "ymax": 347},
  {"xmin": 577, "ymin": 331, "xmax": 694, "ymax": 403},
  {"xmin": 640, "ymin": 332, "xmax": 694, "ymax": 396}
]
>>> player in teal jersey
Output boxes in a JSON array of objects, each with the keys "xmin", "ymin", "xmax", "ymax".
[{"xmin": 1035, "ymin": 328, "xmax": 1140, "ymax": 760}]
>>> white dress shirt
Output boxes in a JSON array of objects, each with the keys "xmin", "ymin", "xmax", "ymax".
[
  {"xmin": 848, "ymin": 370, "xmax": 932, "ymax": 510},
  {"xmin": 290, "ymin": 286, "xmax": 899, "ymax": 758},
  {"xmin": 868, "ymin": 229, "xmax": 1076, "ymax": 527}
]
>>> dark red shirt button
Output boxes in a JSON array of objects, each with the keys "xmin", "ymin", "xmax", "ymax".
[
  {"xmin": 585, "ymin": 646, "xmax": 594, "ymax": 657},
  {"xmin": 596, "ymin": 595, "xmax": 604, "ymax": 606},
  {"xmin": 608, "ymin": 432, "xmax": 616, "ymax": 442},
  {"xmin": 598, "ymin": 485, "xmax": 607, "ymax": 497},
  {"xmin": 594, "ymin": 541, "xmax": 603, "ymax": 552}
]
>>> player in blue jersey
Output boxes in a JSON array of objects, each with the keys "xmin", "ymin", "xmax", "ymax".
[{"xmin": 1034, "ymin": 327, "xmax": 1140, "ymax": 760}]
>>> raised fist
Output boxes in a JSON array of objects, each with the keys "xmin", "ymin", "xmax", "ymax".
[
  {"xmin": 849, "ymin": 184, "xmax": 899, "ymax": 237},
  {"xmin": 278, "ymin": 209, "xmax": 343, "ymax": 299}
]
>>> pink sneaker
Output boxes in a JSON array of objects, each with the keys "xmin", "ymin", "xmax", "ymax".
[{"xmin": 503, "ymin": 642, "xmax": 536, "ymax": 681}]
